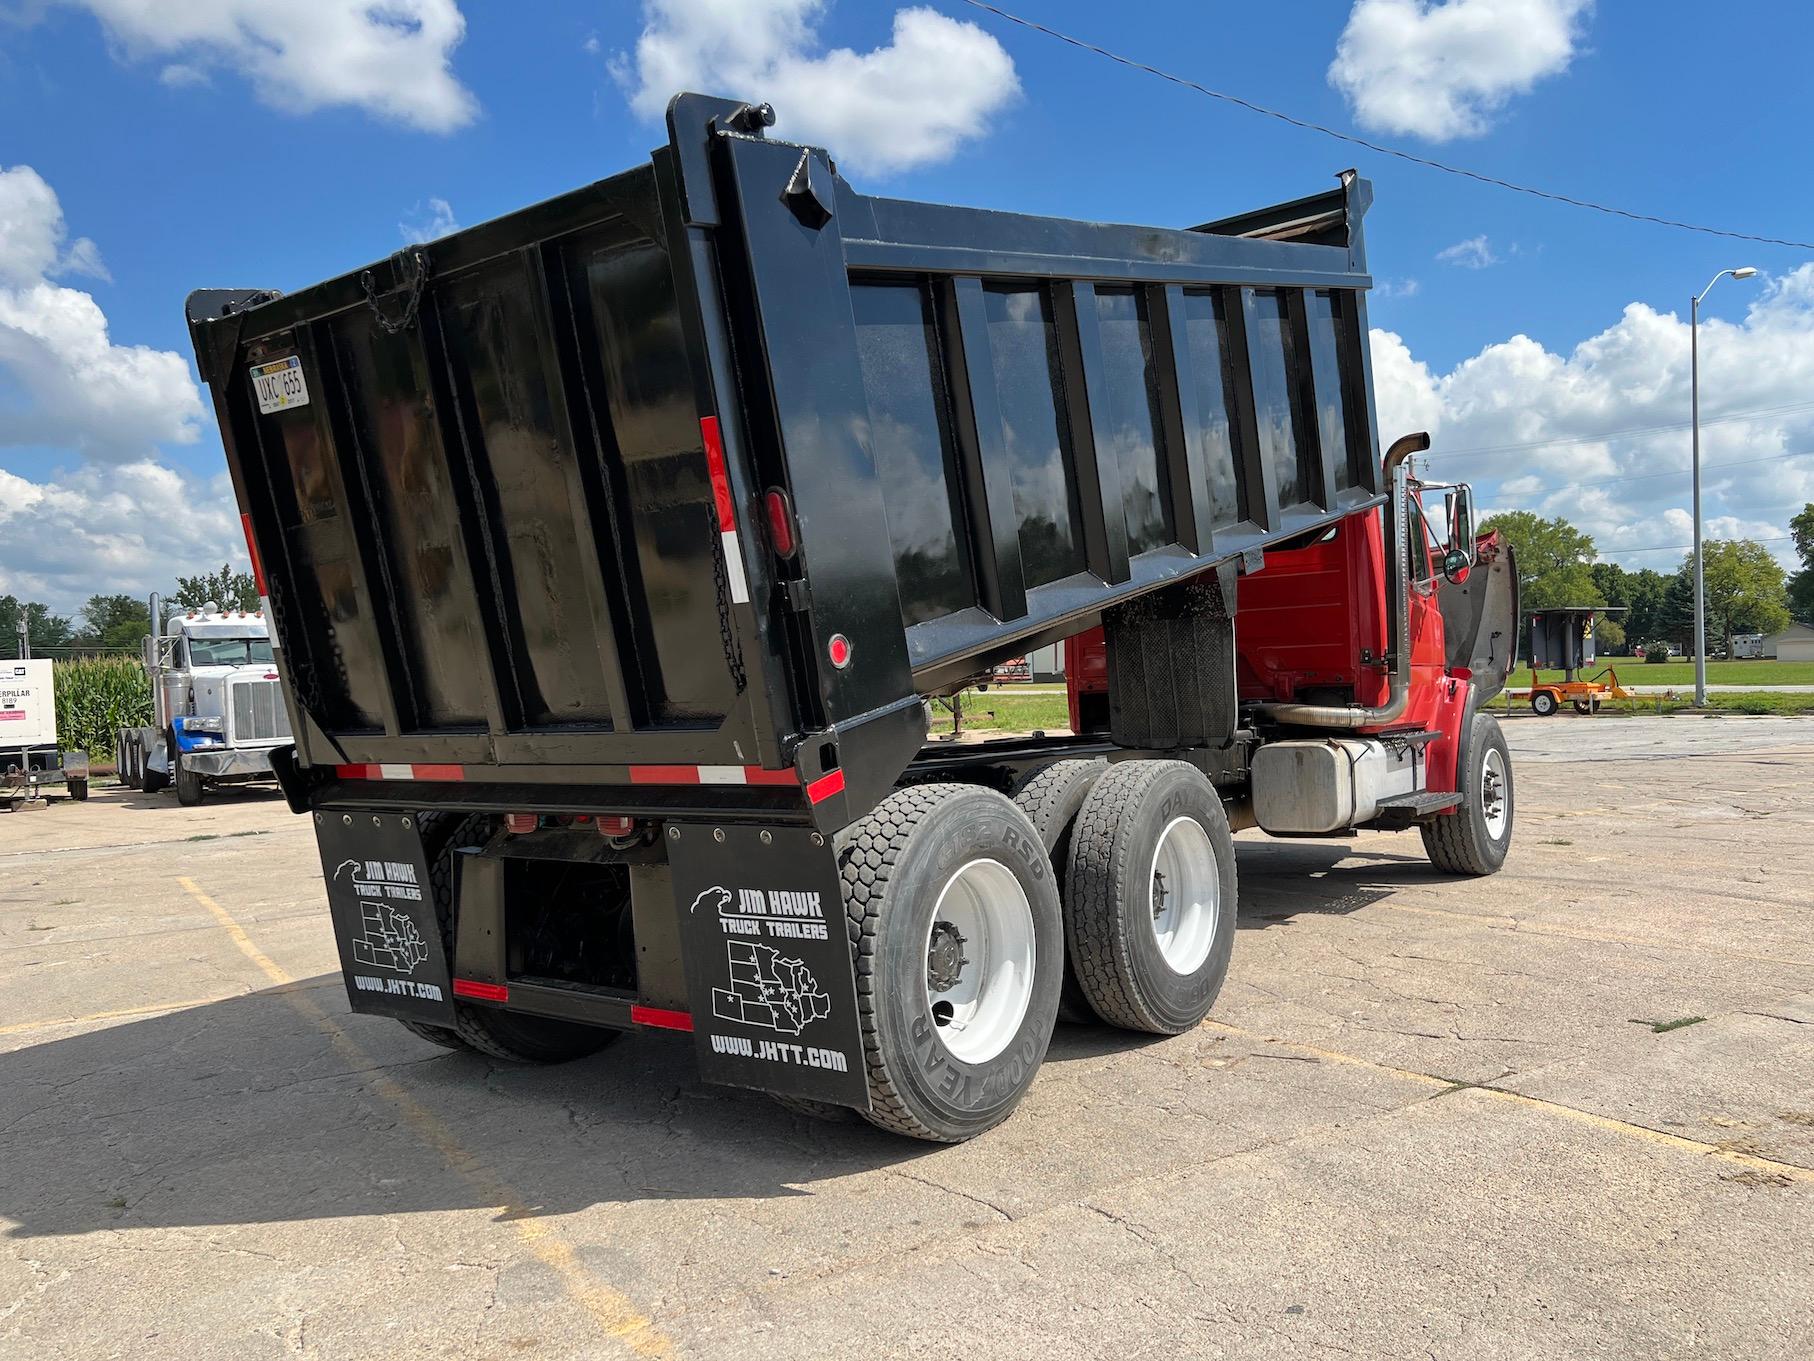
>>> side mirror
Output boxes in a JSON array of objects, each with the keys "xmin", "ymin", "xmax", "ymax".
[
  {"xmin": 1440, "ymin": 548, "xmax": 1471, "ymax": 584},
  {"xmin": 1446, "ymin": 485, "xmax": 1476, "ymax": 565}
]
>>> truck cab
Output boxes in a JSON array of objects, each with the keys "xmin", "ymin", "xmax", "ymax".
[{"xmin": 116, "ymin": 603, "xmax": 290, "ymax": 804}]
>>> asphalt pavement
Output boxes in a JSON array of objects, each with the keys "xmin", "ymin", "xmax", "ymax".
[{"xmin": 2, "ymin": 716, "xmax": 1810, "ymax": 1359}]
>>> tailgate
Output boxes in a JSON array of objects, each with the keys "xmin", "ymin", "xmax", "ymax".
[{"xmin": 192, "ymin": 162, "xmax": 779, "ymax": 779}]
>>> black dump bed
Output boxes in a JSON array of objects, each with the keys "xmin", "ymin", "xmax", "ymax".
[{"xmin": 187, "ymin": 93, "xmax": 1385, "ymax": 824}]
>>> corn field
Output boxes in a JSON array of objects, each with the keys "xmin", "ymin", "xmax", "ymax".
[{"xmin": 53, "ymin": 656, "xmax": 151, "ymax": 763}]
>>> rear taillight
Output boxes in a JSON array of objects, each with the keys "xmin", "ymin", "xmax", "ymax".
[
  {"xmin": 764, "ymin": 487, "xmax": 798, "ymax": 558},
  {"xmin": 597, "ymin": 815, "xmax": 636, "ymax": 837},
  {"xmin": 503, "ymin": 813, "xmax": 537, "ymax": 834}
]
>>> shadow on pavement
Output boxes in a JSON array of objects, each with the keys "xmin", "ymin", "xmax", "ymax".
[{"xmin": 0, "ymin": 975, "xmax": 1064, "ymax": 1239}]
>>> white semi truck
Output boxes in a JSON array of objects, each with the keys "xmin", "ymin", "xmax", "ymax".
[{"xmin": 116, "ymin": 594, "xmax": 290, "ymax": 804}]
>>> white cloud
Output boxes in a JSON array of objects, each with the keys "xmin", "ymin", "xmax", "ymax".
[
  {"xmin": 1373, "ymin": 277, "xmax": 1421, "ymax": 300},
  {"xmin": 0, "ymin": 166, "xmax": 203, "ymax": 460},
  {"xmin": 400, "ymin": 197, "xmax": 460, "ymax": 244},
  {"xmin": 1372, "ymin": 264, "xmax": 1814, "ymax": 574},
  {"xmin": 611, "ymin": 0, "xmax": 1019, "ymax": 175},
  {"xmin": 1330, "ymin": 0, "xmax": 1591, "ymax": 141},
  {"xmin": 0, "ymin": 461, "xmax": 245, "ymax": 615},
  {"xmin": 1436, "ymin": 234, "xmax": 1497, "ymax": 268},
  {"xmin": 62, "ymin": 0, "xmax": 477, "ymax": 133}
]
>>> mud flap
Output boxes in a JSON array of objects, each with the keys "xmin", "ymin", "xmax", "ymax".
[
  {"xmin": 667, "ymin": 824, "xmax": 868, "ymax": 1110},
  {"xmin": 314, "ymin": 811, "xmax": 454, "ymax": 1026}
]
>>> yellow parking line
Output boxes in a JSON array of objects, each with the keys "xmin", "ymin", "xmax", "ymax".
[
  {"xmin": 1205, "ymin": 1019, "xmax": 1814, "ymax": 1183},
  {"xmin": 176, "ymin": 876, "xmax": 674, "ymax": 1357},
  {"xmin": 1376, "ymin": 900, "xmax": 1814, "ymax": 969}
]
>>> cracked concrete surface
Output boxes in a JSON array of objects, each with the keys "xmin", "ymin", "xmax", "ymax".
[{"xmin": 1, "ymin": 717, "xmax": 1810, "ymax": 1358}]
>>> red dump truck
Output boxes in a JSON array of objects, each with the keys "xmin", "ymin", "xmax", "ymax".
[{"xmin": 183, "ymin": 93, "xmax": 1518, "ymax": 1143}]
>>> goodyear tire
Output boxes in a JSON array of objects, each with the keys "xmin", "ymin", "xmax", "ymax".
[
  {"xmin": 1531, "ymin": 690, "xmax": 1559, "ymax": 717},
  {"xmin": 400, "ymin": 812, "xmax": 619, "ymax": 1063},
  {"xmin": 1421, "ymin": 711, "xmax": 1514, "ymax": 876},
  {"xmin": 837, "ymin": 784, "xmax": 1062, "ymax": 1143},
  {"xmin": 1065, "ymin": 760, "xmax": 1238, "ymax": 1035},
  {"xmin": 1009, "ymin": 758, "xmax": 1107, "ymax": 1024}
]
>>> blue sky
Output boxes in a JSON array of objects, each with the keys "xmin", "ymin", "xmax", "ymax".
[{"xmin": 3, "ymin": 0, "xmax": 1812, "ymax": 614}]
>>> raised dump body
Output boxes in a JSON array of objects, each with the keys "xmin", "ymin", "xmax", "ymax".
[
  {"xmin": 178, "ymin": 94, "xmax": 1516, "ymax": 1144},
  {"xmin": 189, "ymin": 93, "xmax": 1383, "ymax": 824}
]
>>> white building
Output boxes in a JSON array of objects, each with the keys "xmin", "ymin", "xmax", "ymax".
[{"xmin": 1763, "ymin": 621, "xmax": 1814, "ymax": 661}]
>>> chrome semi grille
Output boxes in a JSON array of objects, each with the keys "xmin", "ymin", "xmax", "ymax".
[{"xmin": 229, "ymin": 679, "xmax": 292, "ymax": 743}]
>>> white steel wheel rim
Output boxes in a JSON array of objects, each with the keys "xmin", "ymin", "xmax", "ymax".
[
  {"xmin": 1480, "ymin": 747, "xmax": 1509, "ymax": 840},
  {"xmin": 1148, "ymin": 816, "xmax": 1220, "ymax": 975},
  {"xmin": 923, "ymin": 858, "xmax": 1036, "ymax": 1065}
]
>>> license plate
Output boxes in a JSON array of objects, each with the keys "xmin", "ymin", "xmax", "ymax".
[{"xmin": 250, "ymin": 355, "xmax": 310, "ymax": 415}]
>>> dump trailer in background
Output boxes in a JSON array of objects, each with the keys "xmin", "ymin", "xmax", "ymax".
[{"xmin": 185, "ymin": 93, "xmax": 1517, "ymax": 1142}]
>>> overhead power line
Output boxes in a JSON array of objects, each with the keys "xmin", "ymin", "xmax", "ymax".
[
  {"xmin": 1424, "ymin": 400, "xmax": 1814, "ymax": 464},
  {"xmin": 1479, "ymin": 448, "xmax": 1814, "ymax": 500},
  {"xmin": 1596, "ymin": 534, "xmax": 1793, "ymax": 555},
  {"xmin": 957, "ymin": 1, "xmax": 1814, "ymax": 252}
]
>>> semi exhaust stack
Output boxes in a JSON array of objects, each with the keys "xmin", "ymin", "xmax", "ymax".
[{"xmin": 1253, "ymin": 432, "xmax": 1429, "ymax": 731}]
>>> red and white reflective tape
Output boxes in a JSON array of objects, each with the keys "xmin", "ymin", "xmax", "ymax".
[
  {"xmin": 335, "ymin": 763, "xmax": 466, "ymax": 781},
  {"xmin": 700, "ymin": 416, "xmax": 749, "ymax": 604},
  {"xmin": 331, "ymin": 760, "xmax": 837, "ymax": 798},
  {"xmin": 627, "ymin": 764, "xmax": 798, "ymax": 788}
]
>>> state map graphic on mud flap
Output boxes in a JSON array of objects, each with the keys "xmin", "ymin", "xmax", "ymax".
[
  {"xmin": 335, "ymin": 858, "xmax": 430, "ymax": 975},
  {"xmin": 712, "ymin": 941, "xmax": 833, "ymax": 1036}
]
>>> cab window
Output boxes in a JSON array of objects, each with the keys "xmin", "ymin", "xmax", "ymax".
[
  {"xmin": 1406, "ymin": 498, "xmax": 1436, "ymax": 584},
  {"xmin": 186, "ymin": 636, "xmax": 275, "ymax": 666}
]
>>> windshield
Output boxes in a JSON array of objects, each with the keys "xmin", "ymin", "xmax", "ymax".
[{"xmin": 186, "ymin": 636, "xmax": 274, "ymax": 667}]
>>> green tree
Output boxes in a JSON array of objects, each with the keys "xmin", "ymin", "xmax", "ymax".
[
  {"xmin": 1682, "ymin": 539, "xmax": 1790, "ymax": 656},
  {"xmin": 1789, "ymin": 503, "xmax": 1814, "ymax": 621},
  {"xmin": 0, "ymin": 596, "xmax": 74, "ymax": 657},
  {"xmin": 172, "ymin": 564, "xmax": 259, "ymax": 613},
  {"xmin": 1480, "ymin": 511, "xmax": 1603, "ymax": 610},
  {"xmin": 1659, "ymin": 569, "xmax": 1696, "ymax": 652},
  {"xmin": 1623, "ymin": 568, "xmax": 1671, "ymax": 643},
  {"xmin": 72, "ymin": 594, "xmax": 150, "ymax": 651}
]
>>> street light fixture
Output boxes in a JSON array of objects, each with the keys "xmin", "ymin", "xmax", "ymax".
[{"xmin": 1690, "ymin": 266, "xmax": 1759, "ymax": 706}]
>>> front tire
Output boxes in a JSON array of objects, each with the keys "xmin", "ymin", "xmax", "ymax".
[
  {"xmin": 838, "ymin": 784, "xmax": 1063, "ymax": 1143},
  {"xmin": 1064, "ymin": 761, "xmax": 1238, "ymax": 1035},
  {"xmin": 174, "ymin": 749, "xmax": 204, "ymax": 806},
  {"xmin": 1422, "ymin": 711, "xmax": 1514, "ymax": 875}
]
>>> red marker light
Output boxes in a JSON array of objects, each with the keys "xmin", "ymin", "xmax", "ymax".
[
  {"xmin": 597, "ymin": 815, "xmax": 635, "ymax": 837},
  {"xmin": 764, "ymin": 487, "xmax": 797, "ymax": 558},
  {"xmin": 827, "ymin": 633, "xmax": 852, "ymax": 668},
  {"xmin": 503, "ymin": 813, "xmax": 537, "ymax": 834}
]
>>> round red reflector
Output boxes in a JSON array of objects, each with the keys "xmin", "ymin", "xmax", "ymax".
[{"xmin": 828, "ymin": 633, "xmax": 852, "ymax": 668}]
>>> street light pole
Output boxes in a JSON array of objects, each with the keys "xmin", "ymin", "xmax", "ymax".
[{"xmin": 1690, "ymin": 267, "xmax": 1758, "ymax": 706}]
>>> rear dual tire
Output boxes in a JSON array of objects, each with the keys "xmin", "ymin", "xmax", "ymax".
[
  {"xmin": 837, "ymin": 784, "xmax": 1063, "ymax": 1143},
  {"xmin": 1064, "ymin": 761, "xmax": 1237, "ymax": 1035}
]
